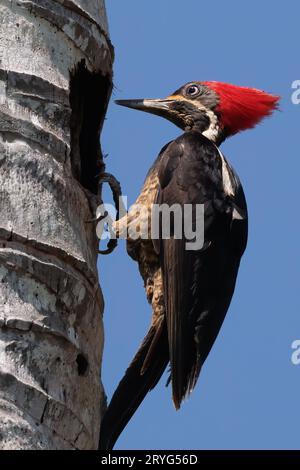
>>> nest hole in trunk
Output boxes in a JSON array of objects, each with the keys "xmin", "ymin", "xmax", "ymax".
[{"xmin": 69, "ymin": 60, "xmax": 112, "ymax": 194}]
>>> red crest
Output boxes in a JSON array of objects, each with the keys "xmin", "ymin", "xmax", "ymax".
[{"xmin": 203, "ymin": 81, "xmax": 280, "ymax": 135}]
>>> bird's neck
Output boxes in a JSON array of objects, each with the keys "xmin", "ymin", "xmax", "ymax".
[
  {"xmin": 201, "ymin": 109, "xmax": 220, "ymax": 143},
  {"xmin": 186, "ymin": 109, "xmax": 227, "ymax": 146},
  {"xmin": 189, "ymin": 124, "xmax": 226, "ymax": 146}
]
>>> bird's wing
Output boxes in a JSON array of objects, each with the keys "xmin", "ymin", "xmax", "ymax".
[{"xmin": 155, "ymin": 132, "xmax": 248, "ymax": 409}]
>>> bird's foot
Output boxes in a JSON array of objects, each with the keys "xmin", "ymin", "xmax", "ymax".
[{"xmin": 86, "ymin": 172, "xmax": 123, "ymax": 255}]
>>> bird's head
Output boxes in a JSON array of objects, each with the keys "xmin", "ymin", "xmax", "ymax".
[{"xmin": 115, "ymin": 81, "xmax": 279, "ymax": 144}]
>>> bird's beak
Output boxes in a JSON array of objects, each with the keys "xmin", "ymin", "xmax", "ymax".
[{"xmin": 115, "ymin": 98, "xmax": 175, "ymax": 117}]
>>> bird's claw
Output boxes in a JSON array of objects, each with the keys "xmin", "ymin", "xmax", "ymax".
[
  {"xmin": 85, "ymin": 210, "xmax": 108, "ymax": 224},
  {"xmin": 87, "ymin": 172, "xmax": 122, "ymax": 255},
  {"xmin": 98, "ymin": 237, "xmax": 118, "ymax": 255}
]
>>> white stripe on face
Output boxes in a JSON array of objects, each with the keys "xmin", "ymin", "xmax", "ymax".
[{"xmin": 202, "ymin": 109, "xmax": 220, "ymax": 142}]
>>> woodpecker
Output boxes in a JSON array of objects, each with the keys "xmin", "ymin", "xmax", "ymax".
[{"xmin": 99, "ymin": 81, "xmax": 279, "ymax": 450}]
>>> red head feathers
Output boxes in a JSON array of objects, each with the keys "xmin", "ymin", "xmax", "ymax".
[{"xmin": 203, "ymin": 81, "xmax": 280, "ymax": 136}]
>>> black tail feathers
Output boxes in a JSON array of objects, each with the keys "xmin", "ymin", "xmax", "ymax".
[{"xmin": 99, "ymin": 318, "xmax": 169, "ymax": 450}]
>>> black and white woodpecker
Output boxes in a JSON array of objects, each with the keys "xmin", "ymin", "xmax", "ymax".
[{"xmin": 99, "ymin": 81, "xmax": 279, "ymax": 450}]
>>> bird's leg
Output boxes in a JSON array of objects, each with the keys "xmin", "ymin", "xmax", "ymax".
[
  {"xmin": 86, "ymin": 172, "xmax": 123, "ymax": 255},
  {"xmin": 99, "ymin": 172, "xmax": 122, "ymax": 221},
  {"xmin": 98, "ymin": 172, "xmax": 123, "ymax": 255}
]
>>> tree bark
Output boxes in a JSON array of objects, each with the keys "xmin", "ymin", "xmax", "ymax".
[{"xmin": 0, "ymin": 0, "xmax": 113, "ymax": 449}]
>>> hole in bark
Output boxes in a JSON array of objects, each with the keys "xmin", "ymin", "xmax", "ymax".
[
  {"xmin": 69, "ymin": 59, "xmax": 112, "ymax": 194},
  {"xmin": 76, "ymin": 353, "xmax": 88, "ymax": 376}
]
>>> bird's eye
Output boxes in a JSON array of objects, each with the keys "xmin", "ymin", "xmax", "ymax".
[{"xmin": 186, "ymin": 84, "xmax": 200, "ymax": 97}]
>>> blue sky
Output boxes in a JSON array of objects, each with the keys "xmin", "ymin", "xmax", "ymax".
[{"xmin": 99, "ymin": 1, "xmax": 300, "ymax": 450}]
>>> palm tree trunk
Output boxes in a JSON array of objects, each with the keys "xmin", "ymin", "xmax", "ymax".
[{"xmin": 0, "ymin": 0, "xmax": 113, "ymax": 449}]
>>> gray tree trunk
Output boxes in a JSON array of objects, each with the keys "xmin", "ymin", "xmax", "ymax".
[{"xmin": 0, "ymin": 0, "xmax": 113, "ymax": 449}]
